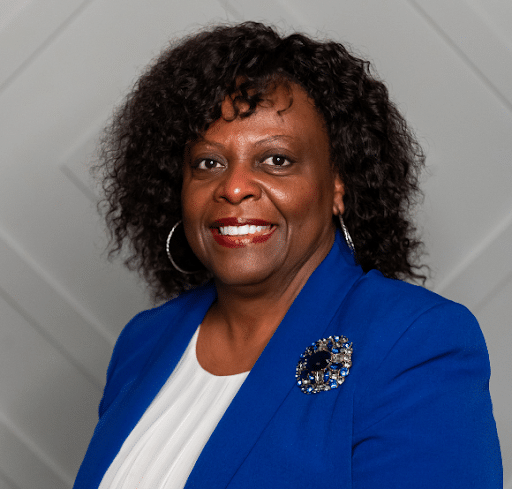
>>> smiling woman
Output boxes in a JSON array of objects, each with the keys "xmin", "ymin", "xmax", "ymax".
[
  {"xmin": 182, "ymin": 84, "xmax": 341, "ymax": 291},
  {"xmin": 75, "ymin": 22, "xmax": 502, "ymax": 489},
  {"xmin": 183, "ymin": 83, "xmax": 343, "ymax": 375}
]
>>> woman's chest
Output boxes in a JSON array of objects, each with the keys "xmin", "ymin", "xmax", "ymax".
[{"xmin": 186, "ymin": 387, "xmax": 354, "ymax": 488}]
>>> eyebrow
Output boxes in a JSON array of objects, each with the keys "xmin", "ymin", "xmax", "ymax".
[
  {"xmin": 254, "ymin": 135, "xmax": 296, "ymax": 146},
  {"xmin": 195, "ymin": 134, "xmax": 297, "ymax": 149}
]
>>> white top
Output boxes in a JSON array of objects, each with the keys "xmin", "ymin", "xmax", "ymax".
[{"xmin": 99, "ymin": 328, "xmax": 249, "ymax": 489}]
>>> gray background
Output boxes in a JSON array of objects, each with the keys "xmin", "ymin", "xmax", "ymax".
[{"xmin": 0, "ymin": 0, "xmax": 511, "ymax": 487}]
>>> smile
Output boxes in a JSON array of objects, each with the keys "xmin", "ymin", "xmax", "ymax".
[
  {"xmin": 211, "ymin": 219, "xmax": 275, "ymax": 248},
  {"xmin": 218, "ymin": 225, "xmax": 271, "ymax": 236}
]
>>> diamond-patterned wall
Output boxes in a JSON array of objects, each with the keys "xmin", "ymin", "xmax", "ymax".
[{"xmin": 1, "ymin": 1, "xmax": 510, "ymax": 486}]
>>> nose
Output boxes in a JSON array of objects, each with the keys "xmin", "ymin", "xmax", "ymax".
[{"xmin": 214, "ymin": 162, "xmax": 262, "ymax": 204}]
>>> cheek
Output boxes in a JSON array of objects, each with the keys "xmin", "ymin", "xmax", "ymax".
[
  {"xmin": 181, "ymin": 180, "xmax": 207, "ymax": 219},
  {"xmin": 182, "ymin": 198, "xmax": 202, "ymax": 222},
  {"xmin": 181, "ymin": 183, "xmax": 208, "ymax": 251},
  {"xmin": 275, "ymin": 181, "xmax": 330, "ymax": 220}
]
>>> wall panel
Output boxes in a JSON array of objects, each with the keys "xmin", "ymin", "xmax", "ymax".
[{"xmin": 0, "ymin": 0, "xmax": 510, "ymax": 486}]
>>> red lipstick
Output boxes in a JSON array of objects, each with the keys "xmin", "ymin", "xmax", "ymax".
[{"xmin": 210, "ymin": 218, "xmax": 275, "ymax": 248}]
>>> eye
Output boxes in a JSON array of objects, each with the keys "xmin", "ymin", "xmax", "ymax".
[
  {"xmin": 196, "ymin": 158, "xmax": 222, "ymax": 170},
  {"xmin": 262, "ymin": 155, "xmax": 292, "ymax": 167}
]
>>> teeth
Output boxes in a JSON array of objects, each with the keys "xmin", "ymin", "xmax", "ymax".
[{"xmin": 218, "ymin": 225, "xmax": 270, "ymax": 236}]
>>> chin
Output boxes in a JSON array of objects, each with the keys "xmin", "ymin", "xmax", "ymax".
[{"xmin": 210, "ymin": 260, "xmax": 279, "ymax": 289}]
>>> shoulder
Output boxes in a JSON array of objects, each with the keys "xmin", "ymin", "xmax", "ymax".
[
  {"xmin": 345, "ymin": 269, "xmax": 482, "ymax": 344},
  {"xmin": 345, "ymin": 270, "xmax": 490, "ymax": 426},
  {"xmin": 350, "ymin": 269, "xmax": 454, "ymax": 312},
  {"xmin": 112, "ymin": 282, "xmax": 215, "ymax": 360},
  {"xmin": 348, "ymin": 269, "xmax": 487, "ymax": 369},
  {"xmin": 99, "ymin": 282, "xmax": 215, "ymax": 416}
]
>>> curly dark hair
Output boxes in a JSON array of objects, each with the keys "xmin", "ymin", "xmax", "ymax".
[{"xmin": 96, "ymin": 21, "xmax": 427, "ymax": 301}]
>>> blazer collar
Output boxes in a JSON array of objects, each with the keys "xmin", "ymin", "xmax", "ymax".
[{"xmin": 186, "ymin": 231, "xmax": 363, "ymax": 488}]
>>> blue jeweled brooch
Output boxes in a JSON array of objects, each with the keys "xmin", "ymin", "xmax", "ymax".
[{"xmin": 296, "ymin": 335, "xmax": 353, "ymax": 394}]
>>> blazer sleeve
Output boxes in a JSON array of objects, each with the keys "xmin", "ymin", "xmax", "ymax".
[{"xmin": 351, "ymin": 302, "xmax": 502, "ymax": 488}]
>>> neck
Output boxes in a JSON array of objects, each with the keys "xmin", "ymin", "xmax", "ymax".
[
  {"xmin": 196, "ymin": 276, "xmax": 309, "ymax": 375},
  {"xmin": 213, "ymin": 271, "xmax": 305, "ymax": 337},
  {"xmin": 196, "ymin": 231, "xmax": 336, "ymax": 375}
]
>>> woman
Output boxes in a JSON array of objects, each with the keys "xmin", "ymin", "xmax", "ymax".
[{"xmin": 75, "ymin": 22, "xmax": 502, "ymax": 488}]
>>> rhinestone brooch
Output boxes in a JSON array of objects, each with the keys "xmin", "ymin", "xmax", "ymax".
[{"xmin": 296, "ymin": 335, "xmax": 353, "ymax": 394}]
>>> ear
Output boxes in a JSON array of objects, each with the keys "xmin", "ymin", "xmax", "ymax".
[{"xmin": 332, "ymin": 174, "xmax": 345, "ymax": 216}]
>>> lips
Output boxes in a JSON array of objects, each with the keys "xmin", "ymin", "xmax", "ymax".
[{"xmin": 211, "ymin": 218, "xmax": 275, "ymax": 248}]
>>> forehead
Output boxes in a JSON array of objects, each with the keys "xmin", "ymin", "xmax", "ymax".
[{"xmin": 202, "ymin": 83, "xmax": 328, "ymax": 145}]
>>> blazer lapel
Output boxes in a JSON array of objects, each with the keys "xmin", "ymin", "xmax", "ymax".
[
  {"xmin": 80, "ymin": 284, "xmax": 217, "ymax": 488},
  {"xmin": 186, "ymin": 233, "xmax": 363, "ymax": 488}
]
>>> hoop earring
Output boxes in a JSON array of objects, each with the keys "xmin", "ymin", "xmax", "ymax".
[
  {"xmin": 166, "ymin": 220, "xmax": 199, "ymax": 274},
  {"xmin": 339, "ymin": 216, "xmax": 355, "ymax": 254}
]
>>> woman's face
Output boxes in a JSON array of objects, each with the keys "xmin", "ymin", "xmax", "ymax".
[{"xmin": 182, "ymin": 83, "xmax": 344, "ymax": 290}]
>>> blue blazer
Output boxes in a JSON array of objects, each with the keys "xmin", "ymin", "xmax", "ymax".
[{"xmin": 74, "ymin": 233, "xmax": 502, "ymax": 488}]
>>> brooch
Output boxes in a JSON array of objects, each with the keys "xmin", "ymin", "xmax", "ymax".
[{"xmin": 296, "ymin": 335, "xmax": 353, "ymax": 394}]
